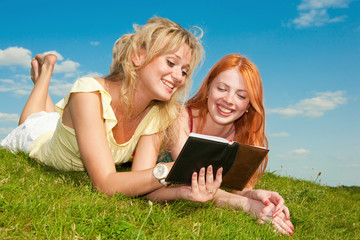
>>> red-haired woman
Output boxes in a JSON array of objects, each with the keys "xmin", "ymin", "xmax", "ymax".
[{"xmin": 144, "ymin": 54, "xmax": 294, "ymax": 235}]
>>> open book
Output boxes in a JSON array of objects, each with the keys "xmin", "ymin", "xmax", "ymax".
[{"xmin": 165, "ymin": 132, "xmax": 269, "ymax": 190}]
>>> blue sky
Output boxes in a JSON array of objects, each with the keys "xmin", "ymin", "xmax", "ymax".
[{"xmin": 1, "ymin": 0, "xmax": 359, "ymax": 187}]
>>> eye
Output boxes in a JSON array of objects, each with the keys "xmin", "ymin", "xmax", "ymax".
[
  {"xmin": 182, "ymin": 71, "xmax": 188, "ymax": 77},
  {"xmin": 217, "ymin": 87, "xmax": 226, "ymax": 91},
  {"xmin": 237, "ymin": 93, "xmax": 247, "ymax": 100},
  {"xmin": 167, "ymin": 60, "xmax": 175, "ymax": 67}
]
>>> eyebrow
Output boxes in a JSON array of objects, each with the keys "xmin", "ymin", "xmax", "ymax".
[
  {"xmin": 217, "ymin": 82, "xmax": 248, "ymax": 93},
  {"xmin": 172, "ymin": 53, "xmax": 190, "ymax": 69}
]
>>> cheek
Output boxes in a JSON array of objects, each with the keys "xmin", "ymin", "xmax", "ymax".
[{"xmin": 236, "ymin": 100, "xmax": 249, "ymax": 112}]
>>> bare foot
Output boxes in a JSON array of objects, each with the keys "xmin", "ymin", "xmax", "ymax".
[
  {"xmin": 35, "ymin": 53, "xmax": 57, "ymax": 73},
  {"xmin": 30, "ymin": 58, "xmax": 39, "ymax": 84}
]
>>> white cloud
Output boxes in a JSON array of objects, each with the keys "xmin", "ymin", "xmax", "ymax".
[
  {"xmin": 54, "ymin": 60, "xmax": 80, "ymax": 74},
  {"xmin": 268, "ymin": 91, "xmax": 346, "ymax": 118},
  {"xmin": 0, "ymin": 78, "xmax": 32, "ymax": 95},
  {"xmin": 90, "ymin": 41, "xmax": 100, "ymax": 46},
  {"xmin": 293, "ymin": 9, "xmax": 346, "ymax": 28},
  {"xmin": 81, "ymin": 72, "xmax": 103, "ymax": 78},
  {"xmin": 292, "ymin": 0, "xmax": 353, "ymax": 28},
  {"xmin": 0, "ymin": 47, "xmax": 32, "ymax": 68},
  {"xmin": 298, "ymin": 0, "xmax": 352, "ymax": 10},
  {"xmin": 0, "ymin": 112, "xmax": 19, "ymax": 123},
  {"xmin": 290, "ymin": 149, "xmax": 310, "ymax": 155},
  {"xmin": 0, "ymin": 76, "xmax": 73, "ymax": 97},
  {"xmin": 269, "ymin": 132, "xmax": 291, "ymax": 138},
  {"xmin": 276, "ymin": 148, "xmax": 310, "ymax": 160},
  {"xmin": 48, "ymin": 79, "xmax": 74, "ymax": 96}
]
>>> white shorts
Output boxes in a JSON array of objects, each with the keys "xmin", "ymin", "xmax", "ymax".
[{"xmin": 0, "ymin": 111, "xmax": 60, "ymax": 153}]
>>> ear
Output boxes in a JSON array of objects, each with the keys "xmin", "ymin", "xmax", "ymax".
[{"xmin": 131, "ymin": 48, "xmax": 147, "ymax": 67}]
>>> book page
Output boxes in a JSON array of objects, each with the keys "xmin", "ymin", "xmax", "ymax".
[{"xmin": 189, "ymin": 132, "xmax": 230, "ymax": 144}]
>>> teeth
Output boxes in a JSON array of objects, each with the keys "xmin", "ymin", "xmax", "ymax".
[
  {"xmin": 162, "ymin": 80, "xmax": 174, "ymax": 89},
  {"xmin": 218, "ymin": 105, "xmax": 232, "ymax": 113}
]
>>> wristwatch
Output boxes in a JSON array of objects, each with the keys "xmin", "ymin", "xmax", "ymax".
[{"xmin": 153, "ymin": 163, "xmax": 169, "ymax": 186}]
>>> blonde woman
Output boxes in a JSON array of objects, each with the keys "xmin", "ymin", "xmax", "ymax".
[{"xmin": 1, "ymin": 17, "xmax": 222, "ymax": 202}]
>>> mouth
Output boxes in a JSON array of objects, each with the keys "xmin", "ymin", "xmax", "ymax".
[
  {"xmin": 218, "ymin": 104, "xmax": 234, "ymax": 115},
  {"xmin": 161, "ymin": 79, "xmax": 175, "ymax": 91}
]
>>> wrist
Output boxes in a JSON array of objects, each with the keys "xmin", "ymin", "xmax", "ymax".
[{"xmin": 152, "ymin": 163, "xmax": 169, "ymax": 186}]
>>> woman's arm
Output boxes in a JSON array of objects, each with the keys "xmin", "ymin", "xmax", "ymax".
[
  {"xmin": 232, "ymin": 188, "xmax": 290, "ymax": 219},
  {"xmin": 67, "ymin": 92, "xmax": 163, "ymax": 196},
  {"xmin": 131, "ymin": 133, "xmax": 161, "ymax": 171},
  {"xmin": 214, "ymin": 189, "xmax": 294, "ymax": 235}
]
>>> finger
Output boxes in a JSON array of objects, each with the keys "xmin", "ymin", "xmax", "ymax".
[
  {"xmin": 198, "ymin": 167, "xmax": 206, "ymax": 190},
  {"xmin": 272, "ymin": 221, "xmax": 289, "ymax": 236},
  {"xmin": 191, "ymin": 172, "xmax": 199, "ymax": 194},
  {"xmin": 273, "ymin": 205, "xmax": 283, "ymax": 218},
  {"xmin": 205, "ymin": 165, "xmax": 214, "ymax": 193},
  {"xmin": 272, "ymin": 194, "xmax": 284, "ymax": 212},
  {"xmin": 264, "ymin": 200, "xmax": 271, "ymax": 206},
  {"xmin": 278, "ymin": 210, "xmax": 294, "ymax": 231},
  {"xmin": 283, "ymin": 205, "xmax": 291, "ymax": 221},
  {"xmin": 213, "ymin": 167, "xmax": 223, "ymax": 189},
  {"xmin": 273, "ymin": 214, "xmax": 293, "ymax": 235}
]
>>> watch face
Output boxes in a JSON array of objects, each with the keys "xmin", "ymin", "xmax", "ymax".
[{"xmin": 153, "ymin": 164, "xmax": 167, "ymax": 179}]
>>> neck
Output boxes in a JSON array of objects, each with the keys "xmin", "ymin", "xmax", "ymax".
[{"xmin": 192, "ymin": 111, "xmax": 235, "ymax": 140}]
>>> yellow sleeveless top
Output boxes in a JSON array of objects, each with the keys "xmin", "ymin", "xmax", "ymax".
[{"xmin": 29, "ymin": 77, "xmax": 165, "ymax": 171}]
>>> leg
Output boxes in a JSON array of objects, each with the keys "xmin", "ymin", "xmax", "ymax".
[
  {"xmin": 30, "ymin": 56, "xmax": 56, "ymax": 113},
  {"xmin": 18, "ymin": 54, "xmax": 57, "ymax": 125}
]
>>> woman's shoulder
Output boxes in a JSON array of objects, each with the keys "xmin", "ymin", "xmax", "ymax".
[
  {"xmin": 71, "ymin": 77, "xmax": 106, "ymax": 92},
  {"xmin": 172, "ymin": 105, "xmax": 191, "ymax": 132}
]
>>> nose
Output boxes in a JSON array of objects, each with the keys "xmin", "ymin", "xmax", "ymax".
[
  {"xmin": 223, "ymin": 92, "xmax": 234, "ymax": 105},
  {"xmin": 171, "ymin": 67, "xmax": 184, "ymax": 85}
]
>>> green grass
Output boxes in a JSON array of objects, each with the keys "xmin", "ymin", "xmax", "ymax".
[{"xmin": 0, "ymin": 148, "xmax": 359, "ymax": 239}]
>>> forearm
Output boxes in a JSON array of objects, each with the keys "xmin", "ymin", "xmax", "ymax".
[
  {"xmin": 214, "ymin": 189, "xmax": 251, "ymax": 213},
  {"xmin": 145, "ymin": 186, "xmax": 181, "ymax": 202},
  {"xmin": 95, "ymin": 169, "xmax": 162, "ymax": 197},
  {"xmin": 231, "ymin": 188, "xmax": 253, "ymax": 198}
]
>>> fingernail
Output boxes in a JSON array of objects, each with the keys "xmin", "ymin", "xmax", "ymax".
[{"xmin": 265, "ymin": 200, "xmax": 270, "ymax": 205}]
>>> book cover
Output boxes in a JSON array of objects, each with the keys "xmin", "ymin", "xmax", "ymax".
[{"xmin": 165, "ymin": 133, "xmax": 269, "ymax": 190}]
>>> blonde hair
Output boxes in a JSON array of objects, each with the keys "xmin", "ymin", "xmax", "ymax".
[{"xmin": 106, "ymin": 17, "xmax": 204, "ymax": 125}]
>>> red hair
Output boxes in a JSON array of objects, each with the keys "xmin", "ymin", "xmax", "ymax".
[{"xmin": 187, "ymin": 54, "xmax": 268, "ymax": 188}]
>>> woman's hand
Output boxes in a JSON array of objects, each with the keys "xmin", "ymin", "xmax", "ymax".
[
  {"xmin": 248, "ymin": 199, "xmax": 294, "ymax": 236},
  {"xmin": 176, "ymin": 165, "xmax": 223, "ymax": 202},
  {"xmin": 239, "ymin": 189, "xmax": 290, "ymax": 220},
  {"xmin": 248, "ymin": 199, "xmax": 294, "ymax": 235}
]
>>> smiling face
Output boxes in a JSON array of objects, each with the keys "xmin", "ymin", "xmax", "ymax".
[
  {"xmin": 206, "ymin": 67, "xmax": 250, "ymax": 127},
  {"xmin": 135, "ymin": 43, "xmax": 192, "ymax": 102}
]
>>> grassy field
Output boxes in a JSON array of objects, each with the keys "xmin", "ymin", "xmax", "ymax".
[{"xmin": 0, "ymin": 148, "xmax": 359, "ymax": 239}]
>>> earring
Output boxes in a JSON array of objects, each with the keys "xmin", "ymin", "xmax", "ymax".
[{"xmin": 245, "ymin": 109, "xmax": 249, "ymax": 113}]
